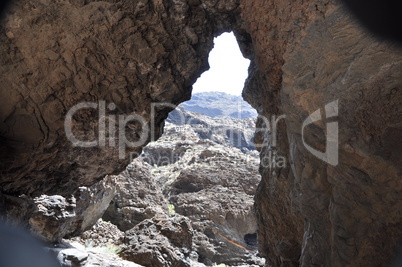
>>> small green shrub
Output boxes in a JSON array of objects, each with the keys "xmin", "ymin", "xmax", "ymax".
[
  {"xmin": 168, "ymin": 203, "xmax": 176, "ymax": 214},
  {"xmin": 89, "ymin": 244, "xmax": 122, "ymax": 255},
  {"xmin": 70, "ymin": 241, "xmax": 121, "ymax": 255}
]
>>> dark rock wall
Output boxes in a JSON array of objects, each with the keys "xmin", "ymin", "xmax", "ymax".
[
  {"xmin": 0, "ymin": 0, "xmax": 401, "ymax": 266},
  {"xmin": 239, "ymin": 1, "xmax": 402, "ymax": 266},
  {"xmin": 0, "ymin": 0, "xmax": 241, "ymax": 195}
]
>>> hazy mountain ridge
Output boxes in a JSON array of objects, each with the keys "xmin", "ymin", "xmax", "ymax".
[{"xmin": 180, "ymin": 92, "xmax": 257, "ymax": 119}]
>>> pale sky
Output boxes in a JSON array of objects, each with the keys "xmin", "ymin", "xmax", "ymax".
[{"xmin": 192, "ymin": 32, "xmax": 250, "ymax": 96}]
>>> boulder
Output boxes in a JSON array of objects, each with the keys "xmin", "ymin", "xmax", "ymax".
[
  {"xmin": 120, "ymin": 215, "xmax": 194, "ymax": 267},
  {"xmin": 1, "ymin": 175, "xmax": 115, "ymax": 242},
  {"xmin": 103, "ymin": 160, "xmax": 168, "ymax": 231}
]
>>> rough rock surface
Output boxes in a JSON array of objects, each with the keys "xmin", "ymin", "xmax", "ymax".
[
  {"xmin": 120, "ymin": 214, "xmax": 194, "ymax": 267},
  {"xmin": 167, "ymin": 106, "xmax": 256, "ymax": 152},
  {"xmin": 0, "ymin": 0, "xmax": 401, "ymax": 266},
  {"xmin": 59, "ymin": 220, "xmax": 142, "ymax": 267},
  {"xmin": 240, "ymin": 2, "xmax": 402, "ymax": 266},
  {"xmin": 103, "ymin": 160, "xmax": 168, "ymax": 231},
  {"xmin": 0, "ymin": 0, "xmax": 242, "ymax": 196},
  {"xmin": 67, "ymin": 219, "xmax": 124, "ymax": 248},
  {"xmin": 172, "ymin": 186, "xmax": 262, "ymax": 266},
  {"xmin": 53, "ymin": 246, "xmax": 142, "ymax": 267},
  {"xmin": 99, "ymin": 108, "xmax": 262, "ymax": 266},
  {"xmin": 1, "ymin": 175, "xmax": 115, "ymax": 242},
  {"xmin": 128, "ymin": 110, "xmax": 262, "ymax": 265}
]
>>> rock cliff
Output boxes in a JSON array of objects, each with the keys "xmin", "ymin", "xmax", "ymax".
[
  {"xmin": 241, "ymin": 2, "xmax": 402, "ymax": 266},
  {"xmin": 101, "ymin": 108, "xmax": 263, "ymax": 265},
  {"xmin": 0, "ymin": 0, "xmax": 401, "ymax": 266}
]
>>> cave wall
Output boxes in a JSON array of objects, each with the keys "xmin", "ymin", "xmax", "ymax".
[
  {"xmin": 240, "ymin": 1, "xmax": 402, "ymax": 266},
  {"xmin": 0, "ymin": 0, "xmax": 401, "ymax": 266},
  {"xmin": 0, "ymin": 0, "xmax": 241, "ymax": 195}
]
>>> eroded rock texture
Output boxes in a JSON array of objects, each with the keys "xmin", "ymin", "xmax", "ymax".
[
  {"xmin": 0, "ymin": 0, "xmax": 241, "ymax": 195},
  {"xmin": 241, "ymin": 2, "xmax": 402, "ymax": 266},
  {"xmin": 103, "ymin": 160, "xmax": 168, "ymax": 231},
  {"xmin": 1, "ymin": 175, "xmax": 115, "ymax": 242},
  {"xmin": 120, "ymin": 214, "xmax": 194, "ymax": 267},
  {"xmin": 0, "ymin": 0, "xmax": 401, "ymax": 266}
]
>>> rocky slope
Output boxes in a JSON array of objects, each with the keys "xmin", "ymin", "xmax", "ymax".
[
  {"xmin": 9, "ymin": 105, "xmax": 261, "ymax": 266},
  {"xmin": 100, "ymin": 108, "xmax": 263, "ymax": 266},
  {"xmin": 0, "ymin": 1, "xmax": 401, "ymax": 266},
  {"xmin": 179, "ymin": 91, "xmax": 257, "ymax": 119}
]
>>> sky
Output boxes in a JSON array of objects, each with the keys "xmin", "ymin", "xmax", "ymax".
[{"xmin": 192, "ymin": 32, "xmax": 250, "ymax": 96}]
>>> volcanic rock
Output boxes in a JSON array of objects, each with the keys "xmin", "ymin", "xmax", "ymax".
[
  {"xmin": 1, "ymin": 175, "xmax": 115, "ymax": 242},
  {"xmin": 120, "ymin": 214, "xmax": 194, "ymax": 267},
  {"xmin": 103, "ymin": 160, "xmax": 168, "ymax": 231},
  {"xmin": 0, "ymin": 0, "xmax": 401, "ymax": 266}
]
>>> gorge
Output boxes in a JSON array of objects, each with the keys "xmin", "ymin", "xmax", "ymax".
[{"xmin": 0, "ymin": 0, "xmax": 401, "ymax": 266}]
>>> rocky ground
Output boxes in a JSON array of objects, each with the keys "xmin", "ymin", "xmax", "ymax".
[{"xmin": 59, "ymin": 107, "xmax": 264, "ymax": 266}]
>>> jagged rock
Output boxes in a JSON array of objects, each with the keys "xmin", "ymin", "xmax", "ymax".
[
  {"xmin": 136, "ymin": 110, "xmax": 263, "ymax": 265},
  {"xmin": 171, "ymin": 186, "xmax": 257, "ymax": 240},
  {"xmin": 103, "ymin": 160, "xmax": 168, "ymax": 231},
  {"xmin": 1, "ymin": 175, "xmax": 115, "ymax": 242},
  {"xmin": 172, "ymin": 186, "xmax": 261, "ymax": 266},
  {"xmin": 0, "ymin": 0, "xmax": 401, "ymax": 266},
  {"xmin": 167, "ymin": 107, "xmax": 256, "ymax": 152},
  {"xmin": 166, "ymin": 149, "xmax": 259, "ymax": 195},
  {"xmin": 120, "ymin": 215, "xmax": 194, "ymax": 267},
  {"xmin": 0, "ymin": 0, "xmax": 243, "ymax": 197},
  {"xmin": 100, "ymin": 107, "xmax": 263, "ymax": 266},
  {"xmin": 30, "ymin": 175, "xmax": 115, "ymax": 242},
  {"xmin": 67, "ymin": 219, "xmax": 125, "ymax": 248},
  {"xmin": 58, "ymin": 219, "xmax": 143, "ymax": 267}
]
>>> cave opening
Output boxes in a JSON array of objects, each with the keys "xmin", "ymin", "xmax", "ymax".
[
  {"xmin": 192, "ymin": 31, "xmax": 250, "ymax": 96},
  {"xmin": 99, "ymin": 31, "xmax": 263, "ymax": 266},
  {"xmin": 244, "ymin": 233, "xmax": 258, "ymax": 247},
  {"xmin": 1, "ymin": 1, "xmax": 400, "ymax": 266},
  {"xmin": 116, "ymin": 31, "xmax": 264, "ymax": 265}
]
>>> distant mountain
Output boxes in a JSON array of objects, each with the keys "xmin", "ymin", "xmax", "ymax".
[{"xmin": 179, "ymin": 91, "xmax": 257, "ymax": 119}]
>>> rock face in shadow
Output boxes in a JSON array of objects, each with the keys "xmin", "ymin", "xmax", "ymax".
[
  {"xmin": 0, "ymin": 0, "xmax": 242, "ymax": 196},
  {"xmin": 240, "ymin": 2, "xmax": 402, "ymax": 266},
  {"xmin": 1, "ymin": 175, "xmax": 115, "ymax": 242},
  {"xmin": 0, "ymin": 1, "xmax": 401, "ymax": 266}
]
